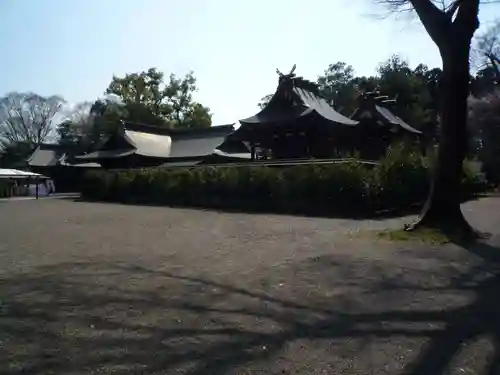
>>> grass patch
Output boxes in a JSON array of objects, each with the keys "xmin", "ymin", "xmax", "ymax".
[{"xmin": 375, "ymin": 227, "xmax": 452, "ymax": 244}]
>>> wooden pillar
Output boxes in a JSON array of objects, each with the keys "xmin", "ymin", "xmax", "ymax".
[
  {"xmin": 9, "ymin": 178, "xmax": 14, "ymax": 197},
  {"xmin": 250, "ymin": 143, "xmax": 256, "ymax": 161},
  {"xmin": 35, "ymin": 177, "xmax": 39, "ymax": 199},
  {"xmin": 305, "ymin": 132, "xmax": 310, "ymax": 158}
]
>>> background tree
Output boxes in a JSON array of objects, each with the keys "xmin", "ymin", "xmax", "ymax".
[
  {"xmin": 472, "ymin": 65, "xmax": 499, "ymax": 95},
  {"xmin": 376, "ymin": 55, "xmax": 431, "ymax": 128},
  {"xmin": 471, "ymin": 21, "xmax": 500, "ymax": 95},
  {"xmin": 317, "ymin": 62, "xmax": 358, "ymax": 114},
  {"xmin": 413, "ymin": 63, "xmax": 443, "ymax": 137},
  {"xmin": 162, "ymin": 72, "xmax": 211, "ymax": 128},
  {"xmin": 181, "ymin": 102, "xmax": 213, "ymax": 129},
  {"xmin": 0, "ymin": 92, "xmax": 64, "ymax": 147},
  {"xmin": 468, "ymin": 91, "xmax": 500, "ymax": 183},
  {"xmin": 375, "ymin": 0, "xmax": 490, "ymax": 234},
  {"xmin": 0, "ymin": 92, "xmax": 64, "ymax": 167},
  {"xmin": 258, "ymin": 94, "xmax": 273, "ymax": 109},
  {"xmin": 87, "ymin": 97, "xmax": 128, "ymax": 149},
  {"xmin": 316, "ymin": 58, "xmax": 443, "ymax": 138},
  {"xmin": 474, "ymin": 20, "xmax": 500, "ymax": 82},
  {"xmin": 106, "ymin": 69, "xmax": 211, "ymax": 129},
  {"xmin": 105, "ymin": 68, "xmax": 166, "ymax": 118},
  {"xmin": 0, "ymin": 141, "xmax": 35, "ymax": 168},
  {"xmin": 56, "ymin": 97, "xmax": 128, "ymax": 154},
  {"xmin": 57, "ymin": 101, "xmax": 94, "ymax": 149}
]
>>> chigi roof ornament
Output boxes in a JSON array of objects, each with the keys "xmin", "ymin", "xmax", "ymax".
[
  {"xmin": 276, "ymin": 64, "xmax": 297, "ymax": 83},
  {"xmin": 276, "ymin": 64, "xmax": 296, "ymax": 78}
]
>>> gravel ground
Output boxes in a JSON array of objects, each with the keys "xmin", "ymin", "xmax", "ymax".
[{"xmin": 1, "ymin": 197, "xmax": 500, "ymax": 374}]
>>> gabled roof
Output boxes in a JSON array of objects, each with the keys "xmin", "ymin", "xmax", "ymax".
[
  {"xmin": 374, "ymin": 105, "xmax": 421, "ymax": 134},
  {"xmin": 350, "ymin": 93, "xmax": 422, "ymax": 135},
  {"xmin": 75, "ymin": 122, "xmax": 248, "ymax": 162},
  {"xmin": 28, "ymin": 143, "xmax": 67, "ymax": 167},
  {"xmin": 293, "ymin": 87, "xmax": 358, "ymax": 125},
  {"xmin": 239, "ymin": 73, "xmax": 358, "ymax": 127},
  {"xmin": 169, "ymin": 134, "xmax": 229, "ymax": 158},
  {"xmin": 168, "ymin": 126, "xmax": 249, "ymax": 159},
  {"xmin": 75, "ymin": 128, "xmax": 171, "ymax": 161},
  {"xmin": 28, "ymin": 143, "xmax": 101, "ymax": 167},
  {"xmin": 124, "ymin": 130, "xmax": 172, "ymax": 157}
]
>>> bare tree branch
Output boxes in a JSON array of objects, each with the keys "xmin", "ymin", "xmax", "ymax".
[
  {"xmin": 60, "ymin": 101, "xmax": 94, "ymax": 136},
  {"xmin": 473, "ymin": 20, "xmax": 500, "ymax": 79},
  {"xmin": 0, "ymin": 92, "xmax": 65, "ymax": 150}
]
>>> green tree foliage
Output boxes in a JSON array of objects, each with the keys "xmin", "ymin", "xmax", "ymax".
[
  {"xmin": 105, "ymin": 69, "xmax": 211, "ymax": 129},
  {"xmin": 105, "ymin": 68, "xmax": 165, "ymax": 115},
  {"xmin": 0, "ymin": 141, "xmax": 35, "ymax": 168},
  {"xmin": 317, "ymin": 62, "xmax": 358, "ymax": 115},
  {"xmin": 472, "ymin": 65, "xmax": 499, "ymax": 95},
  {"xmin": 57, "ymin": 74, "xmax": 212, "ymax": 153},
  {"xmin": 162, "ymin": 72, "xmax": 212, "ymax": 128},
  {"xmin": 89, "ymin": 98, "xmax": 129, "ymax": 147},
  {"xmin": 182, "ymin": 102, "xmax": 212, "ymax": 129},
  {"xmin": 376, "ymin": 55, "xmax": 432, "ymax": 128},
  {"xmin": 413, "ymin": 64, "xmax": 442, "ymax": 123},
  {"xmin": 258, "ymin": 94, "xmax": 273, "ymax": 109}
]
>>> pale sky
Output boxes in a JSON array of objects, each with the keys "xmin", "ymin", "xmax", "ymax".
[{"xmin": 0, "ymin": 0, "xmax": 498, "ymax": 125}]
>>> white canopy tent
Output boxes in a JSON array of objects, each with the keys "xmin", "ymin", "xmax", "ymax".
[
  {"xmin": 0, "ymin": 169, "xmax": 48, "ymax": 179},
  {"xmin": 0, "ymin": 169, "xmax": 51, "ymax": 199}
]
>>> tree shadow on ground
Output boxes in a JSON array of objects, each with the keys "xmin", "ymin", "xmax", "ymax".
[
  {"xmin": 70, "ymin": 192, "xmax": 487, "ymax": 222},
  {"xmin": 398, "ymin": 239, "xmax": 500, "ymax": 375},
  {"xmin": 70, "ymin": 195, "xmax": 422, "ymax": 221},
  {"xmin": 1, "ymin": 240, "xmax": 500, "ymax": 374}
]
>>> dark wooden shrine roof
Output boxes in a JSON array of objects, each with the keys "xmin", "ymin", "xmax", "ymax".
[
  {"xmin": 374, "ymin": 105, "xmax": 421, "ymax": 134},
  {"xmin": 238, "ymin": 75, "xmax": 358, "ymax": 127},
  {"xmin": 350, "ymin": 95, "xmax": 422, "ymax": 135}
]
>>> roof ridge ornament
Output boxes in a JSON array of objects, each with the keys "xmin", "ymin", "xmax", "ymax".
[
  {"xmin": 276, "ymin": 64, "xmax": 297, "ymax": 79},
  {"xmin": 276, "ymin": 64, "xmax": 297, "ymax": 86}
]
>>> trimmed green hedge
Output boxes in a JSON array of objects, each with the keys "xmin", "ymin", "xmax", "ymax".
[{"xmin": 80, "ymin": 145, "xmax": 487, "ymax": 217}]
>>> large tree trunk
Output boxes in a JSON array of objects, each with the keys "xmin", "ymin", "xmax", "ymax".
[{"xmin": 407, "ymin": 39, "xmax": 474, "ymax": 233}]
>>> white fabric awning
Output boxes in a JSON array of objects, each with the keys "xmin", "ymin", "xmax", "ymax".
[{"xmin": 0, "ymin": 169, "xmax": 48, "ymax": 179}]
